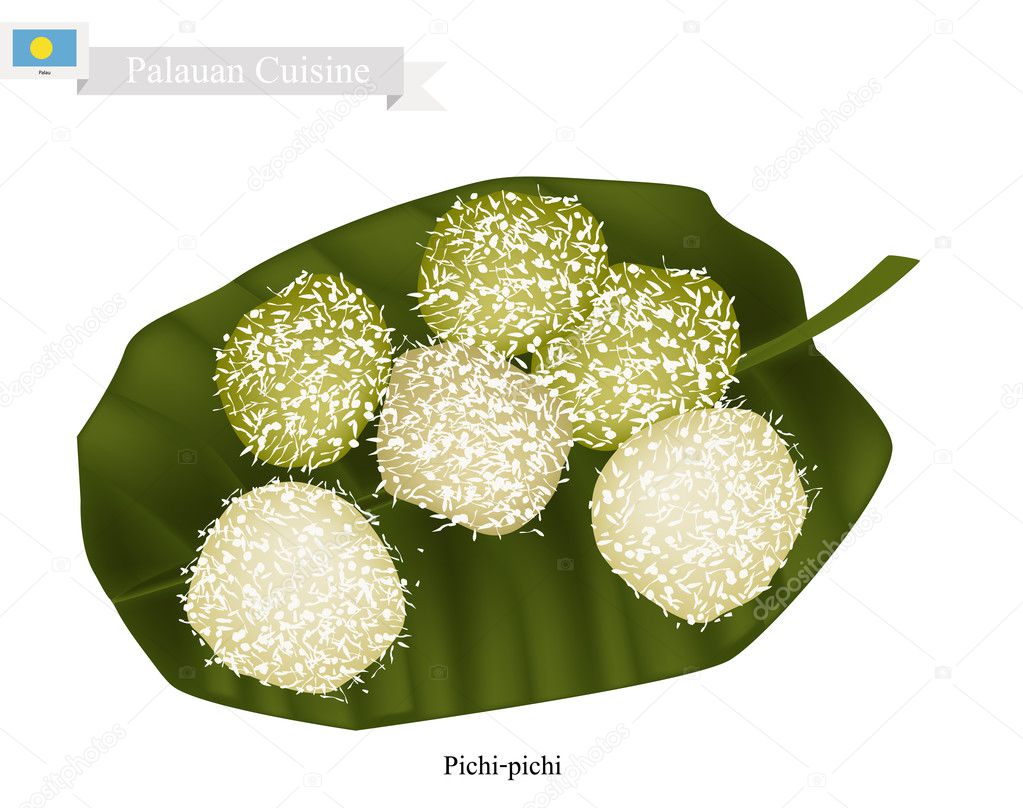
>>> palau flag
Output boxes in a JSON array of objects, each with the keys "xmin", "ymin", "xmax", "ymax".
[{"xmin": 12, "ymin": 28, "xmax": 78, "ymax": 68}]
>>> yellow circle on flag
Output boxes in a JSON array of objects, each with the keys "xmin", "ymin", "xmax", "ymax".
[{"xmin": 30, "ymin": 36, "xmax": 53, "ymax": 60}]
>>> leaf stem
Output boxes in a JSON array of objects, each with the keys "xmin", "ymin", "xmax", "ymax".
[{"xmin": 736, "ymin": 255, "xmax": 919, "ymax": 373}]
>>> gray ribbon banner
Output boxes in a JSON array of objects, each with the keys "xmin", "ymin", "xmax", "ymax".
[{"xmin": 76, "ymin": 47, "xmax": 442, "ymax": 110}]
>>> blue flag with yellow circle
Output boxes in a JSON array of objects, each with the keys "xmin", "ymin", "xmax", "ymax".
[{"xmin": 12, "ymin": 28, "xmax": 78, "ymax": 67}]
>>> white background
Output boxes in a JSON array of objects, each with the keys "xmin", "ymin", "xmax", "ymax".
[{"xmin": 1, "ymin": 1, "xmax": 1021, "ymax": 806}]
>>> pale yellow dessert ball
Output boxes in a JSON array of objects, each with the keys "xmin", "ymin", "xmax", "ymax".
[
  {"xmin": 377, "ymin": 342, "xmax": 573, "ymax": 536},
  {"xmin": 591, "ymin": 408, "xmax": 808, "ymax": 624},
  {"xmin": 184, "ymin": 481, "xmax": 406, "ymax": 694}
]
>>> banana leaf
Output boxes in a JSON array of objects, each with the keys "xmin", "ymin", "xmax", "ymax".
[{"xmin": 78, "ymin": 177, "xmax": 917, "ymax": 729}]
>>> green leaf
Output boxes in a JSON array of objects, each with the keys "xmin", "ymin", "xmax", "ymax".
[{"xmin": 78, "ymin": 177, "xmax": 915, "ymax": 729}]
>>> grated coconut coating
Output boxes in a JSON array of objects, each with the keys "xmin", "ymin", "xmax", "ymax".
[
  {"xmin": 591, "ymin": 408, "xmax": 808, "ymax": 625},
  {"xmin": 183, "ymin": 481, "xmax": 408, "ymax": 695},
  {"xmin": 376, "ymin": 341, "xmax": 573, "ymax": 536},
  {"xmin": 533, "ymin": 262, "xmax": 740, "ymax": 450},
  {"xmin": 415, "ymin": 190, "xmax": 609, "ymax": 356},
  {"xmin": 215, "ymin": 271, "xmax": 393, "ymax": 471}
]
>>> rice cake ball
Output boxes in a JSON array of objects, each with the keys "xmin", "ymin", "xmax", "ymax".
[
  {"xmin": 377, "ymin": 342, "xmax": 573, "ymax": 536},
  {"xmin": 416, "ymin": 191, "xmax": 609, "ymax": 356},
  {"xmin": 215, "ymin": 271, "xmax": 392, "ymax": 471},
  {"xmin": 591, "ymin": 408, "xmax": 808, "ymax": 625},
  {"xmin": 533, "ymin": 262, "xmax": 740, "ymax": 450},
  {"xmin": 184, "ymin": 481, "xmax": 406, "ymax": 694}
]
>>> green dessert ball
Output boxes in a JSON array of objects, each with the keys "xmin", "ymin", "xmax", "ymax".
[
  {"xmin": 215, "ymin": 271, "xmax": 392, "ymax": 470},
  {"xmin": 416, "ymin": 190, "xmax": 609, "ymax": 356},
  {"xmin": 532, "ymin": 261, "xmax": 740, "ymax": 450}
]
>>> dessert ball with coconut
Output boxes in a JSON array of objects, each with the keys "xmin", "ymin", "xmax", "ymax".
[
  {"xmin": 533, "ymin": 262, "xmax": 740, "ymax": 450},
  {"xmin": 215, "ymin": 271, "xmax": 393, "ymax": 471},
  {"xmin": 184, "ymin": 481, "xmax": 407, "ymax": 694},
  {"xmin": 377, "ymin": 341, "xmax": 573, "ymax": 536},
  {"xmin": 591, "ymin": 408, "xmax": 808, "ymax": 625},
  {"xmin": 416, "ymin": 190, "xmax": 609, "ymax": 356}
]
